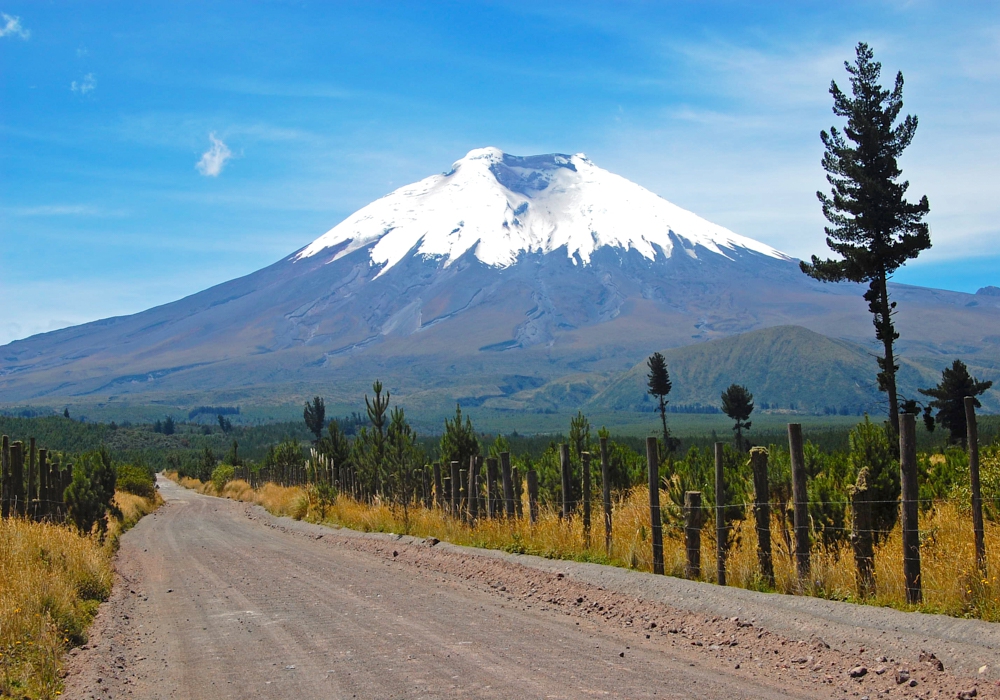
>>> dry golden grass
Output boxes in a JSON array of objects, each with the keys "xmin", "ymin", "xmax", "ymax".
[{"xmin": 0, "ymin": 491, "xmax": 160, "ymax": 699}]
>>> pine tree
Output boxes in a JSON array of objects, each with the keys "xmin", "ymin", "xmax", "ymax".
[
  {"xmin": 439, "ymin": 403, "xmax": 480, "ymax": 474},
  {"xmin": 354, "ymin": 381, "xmax": 390, "ymax": 496},
  {"xmin": 801, "ymin": 42, "xmax": 930, "ymax": 439},
  {"xmin": 303, "ymin": 396, "xmax": 326, "ymax": 442},
  {"xmin": 319, "ymin": 419, "xmax": 352, "ymax": 472},
  {"xmin": 569, "ymin": 411, "xmax": 592, "ymax": 463},
  {"xmin": 646, "ymin": 352, "xmax": 678, "ymax": 455},
  {"xmin": 386, "ymin": 406, "xmax": 422, "ymax": 512},
  {"xmin": 198, "ymin": 446, "xmax": 215, "ymax": 482},
  {"xmin": 163, "ymin": 415, "xmax": 175, "ymax": 435},
  {"xmin": 65, "ymin": 447, "xmax": 120, "ymax": 537},
  {"xmin": 217, "ymin": 414, "xmax": 233, "ymax": 433},
  {"xmin": 919, "ymin": 360, "xmax": 993, "ymax": 445},
  {"xmin": 720, "ymin": 384, "xmax": 754, "ymax": 452},
  {"xmin": 224, "ymin": 439, "xmax": 241, "ymax": 467}
]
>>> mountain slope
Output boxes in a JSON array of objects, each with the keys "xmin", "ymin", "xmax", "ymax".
[
  {"xmin": 1, "ymin": 148, "xmax": 998, "ymax": 413},
  {"xmin": 583, "ymin": 326, "xmax": 936, "ymax": 414}
]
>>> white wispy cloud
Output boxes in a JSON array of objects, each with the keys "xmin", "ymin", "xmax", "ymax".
[
  {"xmin": 196, "ymin": 133, "xmax": 232, "ymax": 176},
  {"xmin": 0, "ymin": 12, "xmax": 29, "ymax": 39},
  {"xmin": 7, "ymin": 204, "xmax": 127, "ymax": 217},
  {"xmin": 71, "ymin": 73, "xmax": 96, "ymax": 95}
]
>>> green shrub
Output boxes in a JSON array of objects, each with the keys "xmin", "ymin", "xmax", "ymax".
[
  {"xmin": 848, "ymin": 416, "xmax": 899, "ymax": 542},
  {"xmin": 116, "ymin": 463, "xmax": 155, "ymax": 499},
  {"xmin": 211, "ymin": 464, "xmax": 235, "ymax": 492},
  {"xmin": 65, "ymin": 447, "xmax": 121, "ymax": 537}
]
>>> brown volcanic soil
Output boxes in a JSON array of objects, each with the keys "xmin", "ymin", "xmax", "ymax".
[{"xmin": 63, "ymin": 477, "xmax": 1000, "ymax": 699}]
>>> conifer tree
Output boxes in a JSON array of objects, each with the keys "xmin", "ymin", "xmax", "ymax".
[
  {"xmin": 720, "ymin": 384, "xmax": 754, "ymax": 452},
  {"xmin": 569, "ymin": 411, "xmax": 592, "ymax": 463},
  {"xmin": 224, "ymin": 439, "xmax": 241, "ymax": 467},
  {"xmin": 163, "ymin": 415, "xmax": 175, "ymax": 435},
  {"xmin": 919, "ymin": 360, "xmax": 993, "ymax": 445},
  {"xmin": 439, "ymin": 403, "xmax": 479, "ymax": 473},
  {"xmin": 801, "ymin": 42, "xmax": 930, "ymax": 438},
  {"xmin": 387, "ymin": 406, "xmax": 422, "ymax": 512},
  {"xmin": 646, "ymin": 352, "xmax": 678, "ymax": 454},
  {"xmin": 354, "ymin": 381, "xmax": 390, "ymax": 496},
  {"xmin": 303, "ymin": 396, "xmax": 326, "ymax": 442},
  {"xmin": 319, "ymin": 418, "xmax": 352, "ymax": 471}
]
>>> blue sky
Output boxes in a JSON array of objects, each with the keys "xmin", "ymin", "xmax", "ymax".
[{"xmin": 2, "ymin": 1, "xmax": 999, "ymax": 345}]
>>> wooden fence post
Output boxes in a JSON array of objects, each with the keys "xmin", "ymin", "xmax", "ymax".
[
  {"xmin": 450, "ymin": 461, "xmax": 460, "ymax": 516},
  {"xmin": 60, "ymin": 461, "xmax": 71, "ymax": 517},
  {"xmin": 750, "ymin": 447, "xmax": 774, "ymax": 588},
  {"xmin": 486, "ymin": 457, "xmax": 498, "ymax": 519},
  {"xmin": 715, "ymin": 442, "xmax": 727, "ymax": 586},
  {"xmin": 27, "ymin": 438, "xmax": 36, "ymax": 517},
  {"xmin": 38, "ymin": 449, "xmax": 48, "ymax": 518},
  {"xmin": 467, "ymin": 456, "xmax": 479, "ymax": 521},
  {"xmin": 500, "ymin": 451, "xmax": 514, "ymax": 518},
  {"xmin": 512, "ymin": 466, "xmax": 523, "ymax": 519},
  {"xmin": 560, "ymin": 444, "xmax": 572, "ymax": 519},
  {"xmin": 900, "ymin": 413, "xmax": 922, "ymax": 604},
  {"xmin": 459, "ymin": 468, "xmax": 467, "ymax": 520},
  {"xmin": 433, "ymin": 462, "xmax": 443, "ymax": 509},
  {"xmin": 1, "ymin": 435, "xmax": 9, "ymax": 519},
  {"xmin": 423, "ymin": 465, "xmax": 432, "ymax": 508},
  {"xmin": 647, "ymin": 437, "xmax": 664, "ymax": 575},
  {"xmin": 527, "ymin": 468, "xmax": 539, "ymax": 524},
  {"xmin": 850, "ymin": 466, "xmax": 875, "ymax": 599},
  {"xmin": 684, "ymin": 491, "xmax": 703, "ymax": 579},
  {"xmin": 600, "ymin": 437, "xmax": 612, "ymax": 556},
  {"xmin": 582, "ymin": 451, "xmax": 592, "ymax": 546},
  {"xmin": 788, "ymin": 423, "xmax": 810, "ymax": 588},
  {"xmin": 12, "ymin": 441, "xmax": 24, "ymax": 517},
  {"xmin": 966, "ymin": 396, "xmax": 987, "ymax": 575}
]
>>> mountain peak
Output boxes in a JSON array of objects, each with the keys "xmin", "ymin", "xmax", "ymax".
[{"xmin": 295, "ymin": 148, "xmax": 789, "ymax": 275}]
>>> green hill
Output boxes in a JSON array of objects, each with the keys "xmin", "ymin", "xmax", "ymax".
[{"xmin": 586, "ymin": 325, "xmax": 938, "ymax": 415}]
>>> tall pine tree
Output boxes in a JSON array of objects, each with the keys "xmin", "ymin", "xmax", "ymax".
[
  {"xmin": 646, "ymin": 352, "xmax": 678, "ymax": 455},
  {"xmin": 801, "ymin": 42, "xmax": 930, "ymax": 438}
]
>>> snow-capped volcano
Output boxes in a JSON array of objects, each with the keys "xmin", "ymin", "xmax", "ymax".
[
  {"xmin": 2, "ymin": 146, "xmax": 997, "ymax": 414},
  {"xmin": 296, "ymin": 147, "xmax": 788, "ymax": 274}
]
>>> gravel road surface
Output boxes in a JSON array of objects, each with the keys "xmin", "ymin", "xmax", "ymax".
[{"xmin": 63, "ymin": 477, "xmax": 1000, "ymax": 699}]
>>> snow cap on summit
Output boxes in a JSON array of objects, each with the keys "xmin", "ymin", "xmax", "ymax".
[{"xmin": 295, "ymin": 148, "xmax": 789, "ymax": 274}]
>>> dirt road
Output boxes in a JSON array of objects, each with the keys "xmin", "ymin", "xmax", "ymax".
[{"xmin": 64, "ymin": 478, "xmax": 999, "ymax": 699}]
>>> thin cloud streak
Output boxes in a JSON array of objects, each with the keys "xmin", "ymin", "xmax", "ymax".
[
  {"xmin": 6, "ymin": 204, "xmax": 127, "ymax": 217},
  {"xmin": 196, "ymin": 133, "xmax": 232, "ymax": 176}
]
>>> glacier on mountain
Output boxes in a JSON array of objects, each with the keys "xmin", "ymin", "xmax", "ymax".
[{"xmin": 295, "ymin": 147, "xmax": 789, "ymax": 275}]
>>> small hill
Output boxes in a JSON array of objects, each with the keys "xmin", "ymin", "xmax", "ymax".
[{"xmin": 587, "ymin": 325, "xmax": 928, "ymax": 415}]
